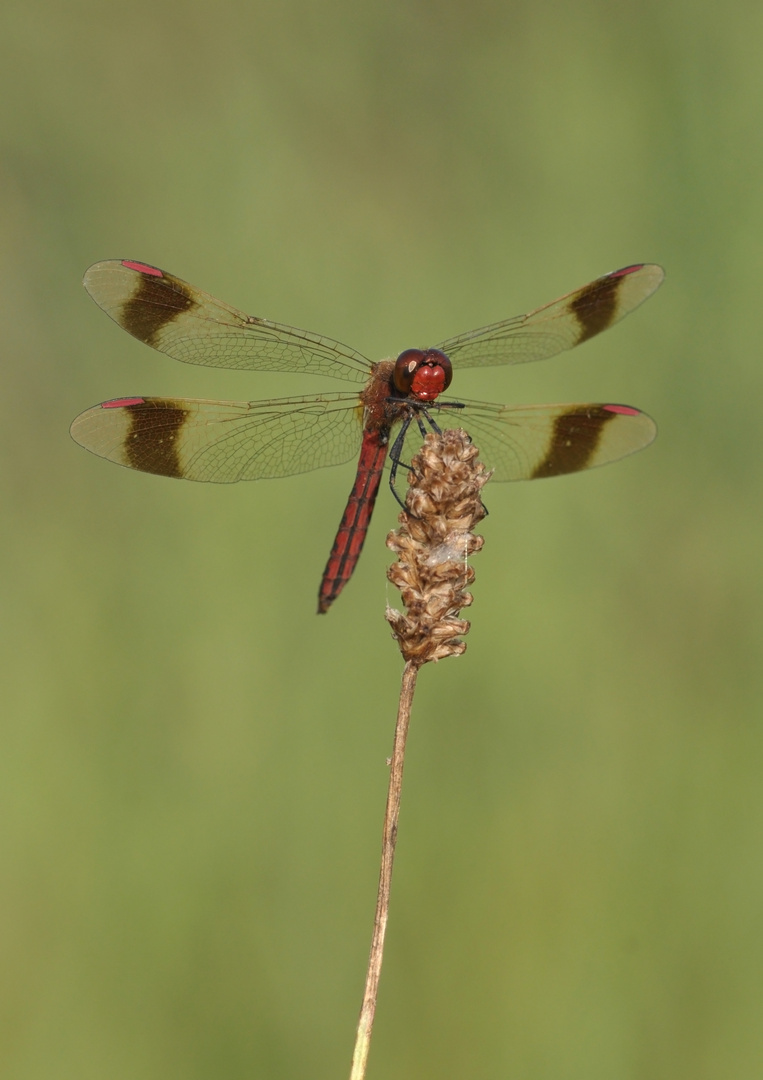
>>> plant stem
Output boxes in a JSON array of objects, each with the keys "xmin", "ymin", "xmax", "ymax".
[{"xmin": 349, "ymin": 659, "xmax": 419, "ymax": 1080}]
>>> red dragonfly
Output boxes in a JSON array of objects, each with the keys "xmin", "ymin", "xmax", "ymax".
[{"xmin": 71, "ymin": 259, "xmax": 663, "ymax": 612}]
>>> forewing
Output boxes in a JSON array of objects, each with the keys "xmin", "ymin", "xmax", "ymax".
[
  {"xmin": 398, "ymin": 398, "xmax": 656, "ymax": 482},
  {"xmin": 70, "ymin": 393, "xmax": 363, "ymax": 483},
  {"xmin": 436, "ymin": 264, "xmax": 664, "ymax": 370},
  {"xmin": 84, "ymin": 260, "xmax": 371, "ymax": 383}
]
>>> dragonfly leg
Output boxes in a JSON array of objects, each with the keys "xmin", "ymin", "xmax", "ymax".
[
  {"xmin": 416, "ymin": 412, "xmax": 431, "ymax": 438},
  {"xmin": 388, "ymin": 418, "xmax": 413, "ymax": 511},
  {"xmin": 387, "ymin": 401, "xmax": 467, "ymax": 512},
  {"xmin": 432, "ymin": 400, "xmax": 466, "ymax": 423}
]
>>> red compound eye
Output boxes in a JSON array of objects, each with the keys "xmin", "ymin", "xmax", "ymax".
[
  {"xmin": 393, "ymin": 349, "xmax": 425, "ymax": 394},
  {"xmin": 393, "ymin": 348, "xmax": 452, "ymax": 400}
]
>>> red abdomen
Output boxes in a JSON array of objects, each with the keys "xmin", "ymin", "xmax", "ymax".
[{"xmin": 318, "ymin": 429, "xmax": 389, "ymax": 613}]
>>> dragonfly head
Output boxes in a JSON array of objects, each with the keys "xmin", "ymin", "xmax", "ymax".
[{"xmin": 393, "ymin": 348, "xmax": 453, "ymax": 401}]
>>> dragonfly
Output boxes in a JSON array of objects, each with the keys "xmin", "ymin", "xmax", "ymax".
[{"xmin": 71, "ymin": 259, "xmax": 663, "ymax": 612}]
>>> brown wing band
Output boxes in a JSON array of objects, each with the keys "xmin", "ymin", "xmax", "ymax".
[
  {"xmin": 120, "ymin": 272, "xmax": 197, "ymax": 349},
  {"xmin": 531, "ymin": 406, "xmax": 617, "ymax": 477},
  {"xmin": 123, "ymin": 400, "xmax": 189, "ymax": 478}
]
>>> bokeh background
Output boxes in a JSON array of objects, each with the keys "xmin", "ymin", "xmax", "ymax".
[{"xmin": 2, "ymin": 2, "xmax": 762, "ymax": 1078}]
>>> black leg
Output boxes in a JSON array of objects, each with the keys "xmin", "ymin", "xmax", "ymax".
[
  {"xmin": 386, "ymin": 401, "xmax": 467, "ymax": 512},
  {"xmin": 388, "ymin": 417, "xmax": 413, "ymax": 510}
]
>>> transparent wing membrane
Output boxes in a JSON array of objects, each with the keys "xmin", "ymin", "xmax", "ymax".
[
  {"xmin": 398, "ymin": 398, "xmax": 657, "ymax": 483},
  {"xmin": 70, "ymin": 393, "xmax": 364, "ymax": 483},
  {"xmin": 84, "ymin": 261, "xmax": 371, "ymax": 382},
  {"xmin": 436, "ymin": 264, "xmax": 664, "ymax": 370}
]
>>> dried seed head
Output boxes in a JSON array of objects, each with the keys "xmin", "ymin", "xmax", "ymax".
[{"xmin": 385, "ymin": 429, "xmax": 490, "ymax": 665}]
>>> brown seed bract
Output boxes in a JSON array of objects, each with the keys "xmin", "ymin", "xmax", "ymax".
[{"xmin": 386, "ymin": 429, "xmax": 490, "ymax": 665}]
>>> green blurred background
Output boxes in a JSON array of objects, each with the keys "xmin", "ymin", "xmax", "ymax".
[{"xmin": 2, "ymin": 2, "xmax": 762, "ymax": 1077}]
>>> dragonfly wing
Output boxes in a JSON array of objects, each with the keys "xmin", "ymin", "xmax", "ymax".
[
  {"xmin": 70, "ymin": 393, "xmax": 363, "ymax": 483},
  {"xmin": 436, "ymin": 264, "xmax": 664, "ymax": 370},
  {"xmin": 397, "ymin": 398, "xmax": 656, "ymax": 482},
  {"xmin": 84, "ymin": 260, "xmax": 371, "ymax": 382}
]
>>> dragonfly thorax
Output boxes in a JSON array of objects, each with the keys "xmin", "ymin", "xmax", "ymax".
[{"xmin": 393, "ymin": 348, "xmax": 452, "ymax": 402}]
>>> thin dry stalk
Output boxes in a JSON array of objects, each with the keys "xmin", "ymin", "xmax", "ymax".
[
  {"xmin": 349, "ymin": 659, "xmax": 418, "ymax": 1080},
  {"xmin": 349, "ymin": 429, "xmax": 489, "ymax": 1080}
]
